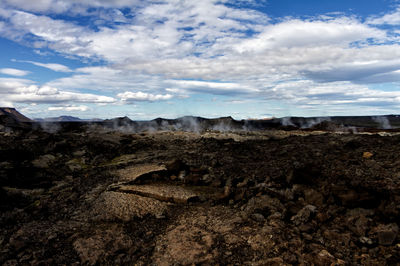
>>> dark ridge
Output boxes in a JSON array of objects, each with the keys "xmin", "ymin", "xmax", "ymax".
[
  {"xmin": 0, "ymin": 107, "xmax": 32, "ymax": 123},
  {"xmin": 35, "ymin": 116, "xmax": 82, "ymax": 122},
  {"xmin": 2, "ymin": 108, "xmax": 400, "ymax": 132}
]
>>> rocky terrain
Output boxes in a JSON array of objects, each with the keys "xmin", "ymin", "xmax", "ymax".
[{"xmin": 1, "ymin": 110, "xmax": 400, "ymax": 265}]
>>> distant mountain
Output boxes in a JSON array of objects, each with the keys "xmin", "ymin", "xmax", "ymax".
[
  {"xmin": 35, "ymin": 116, "xmax": 103, "ymax": 122},
  {"xmin": 102, "ymin": 115, "xmax": 245, "ymax": 132},
  {"xmin": 103, "ymin": 116, "xmax": 134, "ymax": 127},
  {"xmin": 35, "ymin": 116, "xmax": 82, "ymax": 122}
]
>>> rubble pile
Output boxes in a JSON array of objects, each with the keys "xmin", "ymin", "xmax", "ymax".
[{"xmin": 1, "ymin": 125, "xmax": 400, "ymax": 264}]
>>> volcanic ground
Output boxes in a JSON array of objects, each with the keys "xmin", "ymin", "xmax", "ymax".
[{"xmin": 1, "ymin": 114, "xmax": 400, "ymax": 265}]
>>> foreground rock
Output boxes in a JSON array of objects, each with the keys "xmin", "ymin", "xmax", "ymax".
[{"xmin": 1, "ymin": 129, "xmax": 400, "ymax": 264}]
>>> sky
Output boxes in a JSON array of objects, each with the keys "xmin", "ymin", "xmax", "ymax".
[{"xmin": 1, "ymin": 1, "xmax": 400, "ymax": 119}]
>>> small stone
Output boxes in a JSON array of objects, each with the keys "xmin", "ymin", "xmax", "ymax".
[
  {"xmin": 291, "ymin": 205, "xmax": 317, "ymax": 225},
  {"xmin": 375, "ymin": 223, "xmax": 399, "ymax": 246},
  {"xmin": 66, "ymin": 159, "xmax": 85, "ymax": 171},
  {"xmin": 178, "ymin": 170, "xmax": 186, "ymax": 180},
  {"xmin": 201, "ymin": 174, "xmax": 212, "ymax": 183},
  {"xmin": 244, "ymin": 195, "xmax": 285, "ymax": 217},
  {"xmin": 223, "ymin": 185, "xmax": 231, "ymax": 197},
  {"xmin": 268, "ymin": 212, "xmax": 282, "ymax": 220},
  {"xmin": 337, "ymin": 190, "xmax": 358, "ymax": 206},
  {"xmin": 73, "ymin": 150, "xmax": 86, "ymax": 157},
  {"xmin": 251, "ymin": 213, "xmax": 265, "ymax": 222},
  {"xmin": 347, "ymin": 215, "xmax": 370, "ymax": 237},
  {"xmin": 304, "ymin": 188, "xmax": 324, "ymax": 207},
  {"xmin": 155, "ymin": 214, "xmax": 166, "ymax": 219},
  {"xmin": 47, "ymin": 233, "xmax": 58, "ymax": 241},
  {"xmin": 32, "ymin": 154, "xmax": 56, "ymax": 168},
  {"xmin": 265, "ymin": 257, "xmax": 284, "ymax": 264},
  {"xmin": 236, "ymin": 178, "xmax": 248, "ymax": 188},
  {"xmin": 359, "ymin": 236, "xmax": 373, "ymax": 245},
  {"xmin": 299, "ymin": 224, "xmax": 313, "ymax": 233},
  {"xmin": 0, "ymin": 161, "xmax": 12, "ymax": 169},
  {"xmin": 363, "ymin": 152, "xmax": 373, "ymax": 159},
  {"xmin": 3, "ymin": 259, "xmax": 18, "ymax": 266},
  {"xmin": 165, "ymin": 159, "xmax": 184, "ymax": 172},
  {"xmin": 316, "ymin": 212, "xmax": 329, "ymax": 222},
  {"xmin": 316, "ymin": 249, "xmax": 335, "ymax": 264}
]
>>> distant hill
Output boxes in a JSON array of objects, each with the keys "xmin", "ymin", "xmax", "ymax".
[
  {"xmin": 103, "ymin": 115, "xmax": 250, "ymax": 132},
  {"xmin": 35, "ymin": 116, "xmax": 83, "ymax": 122},
  {"xmin": 103, "ymin": 116, "xmax": 134, "ymax": 127},
  {"xmin": 0, "ymin": 107, "xmax": 32, "ymax": 123},
  {"xmin": 0, "ymin": 107, "xmax": 33, "ymax": 129},
  {"xmin": 101, "ymin": 114, "xmax": 400, "ymax": 132},
  {"xmin": 2, "ymin": 107, "xmax": 400, "ymax": 132},
  {"xmin": 35, "ymin": 116, "xmax": 103, "ymax": 122}
]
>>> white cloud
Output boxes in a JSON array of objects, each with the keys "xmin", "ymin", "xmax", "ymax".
[
  {"xmin": 0, "ymin": 100, "xmax": 14, "ymax": 107},
  {"xmin": 0, "ymin": 77, "xmax": 33, "ymax": 92},
  {"xmin": 165, "ymin": 88, "xmax": 184, "ymax": 93},
  {"xmin": 2, "ymin": 0, "xmax": 144, "ymax": 13},
  {"xmin": 15, "ymin": 60, "xmax": 73, "ymax": 72},
  {"xmin": 48, "ymin": 105, "xmax": 89, "ymax": 111},
  {"xmin": 9, "ymin": 87, "xmax": 116, "ymax": 104},
  {"xmin": 368, "ymin": 7, "xmax": 400, "ymax": 25},
  {"xmin": 2, "ymin": 1, "xmax": 400, "ymax": 116},
  {"xmin": 36, "ymin": 86, "xmax": 59, "ymax": 95},
  {"xmin": 46, "ymin": 66, "xmax": 162, "ymax": 92},
  {"xmin": 0, "ymin": 1, "xmax": 267, "ymax": 62},
  {"xmin": 0, "ymin": 78, "xmax": 116, "ymax": 104},
  {"xmin": 117, "ymin": 91, "xmax": 173, "ymax": 102},
  {"xmin": 265, "ymin": 80, "xmax": 400, "ymax": 109},
  {"xmin": 0, "ymin": 10, "xmax": 93, "ymax": 57},
  {"xmin": 234, "ymin": 18, "xmax": 386, "ymax": 53},
  {"xmin": 0, "ymin": 68, "xmax": 30, "ymax": 76},
  {"xmin": 4, "ymin": 0, "xmax": 59, "ymax": 13},
  {"xmin": 167, "ymin": 80, "xmax": 259, "ymax": 95}
]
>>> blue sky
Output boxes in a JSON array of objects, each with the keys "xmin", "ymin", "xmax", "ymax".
[{"xmin": 1, "ymin": 0, "xmax": 400, "ymax": 119}]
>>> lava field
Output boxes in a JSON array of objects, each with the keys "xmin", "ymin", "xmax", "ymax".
[{"xmin": 1, "ymin": 123, "xmax": 400, "ymax": 265}]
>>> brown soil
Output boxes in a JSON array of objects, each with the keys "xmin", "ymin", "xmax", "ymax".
[{"xmin": 1, "ymin": 128, "xmax": 400, "ymax": 265}]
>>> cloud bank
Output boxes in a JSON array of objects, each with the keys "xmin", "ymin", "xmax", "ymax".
[{"xmin": 1, "ymin": 0, "xmax": 400, "ymax": 117}]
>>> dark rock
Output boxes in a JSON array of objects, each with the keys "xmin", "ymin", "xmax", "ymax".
[
  {"xmin": 314, "ymin": 250, "xmax": 339, "ymax": 265},
  {"xmin": 336, "ymin": 189, "xmax": 377, "ymax": 207},
  {"xmin": 372, "ymin": 223, "xmax": 399, "ymax": 246},
  {"xmin": 346, "ymin": 213, "xmax": 371, "ymax": 237},
  {"xmin": 244, "ymin": 195, "xmax": 285, "ymax": 218},
  {"xmin": 291, "ymin": 205, "xmax": 317, "ymax": 226},
  {"xmin": 165, "ymin": 159, "xmax": 185, "ymax": 173},
  {"xmin": 32, "ymin": 154, "xmax": 56, "ymax": 169},
  {"xmin": 251, "ymin": 213, "xmax": 265, "ymax": 222},
  {"xmin": 304, "ymin": 188, "xmax": 324, "ymax": 207}
]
